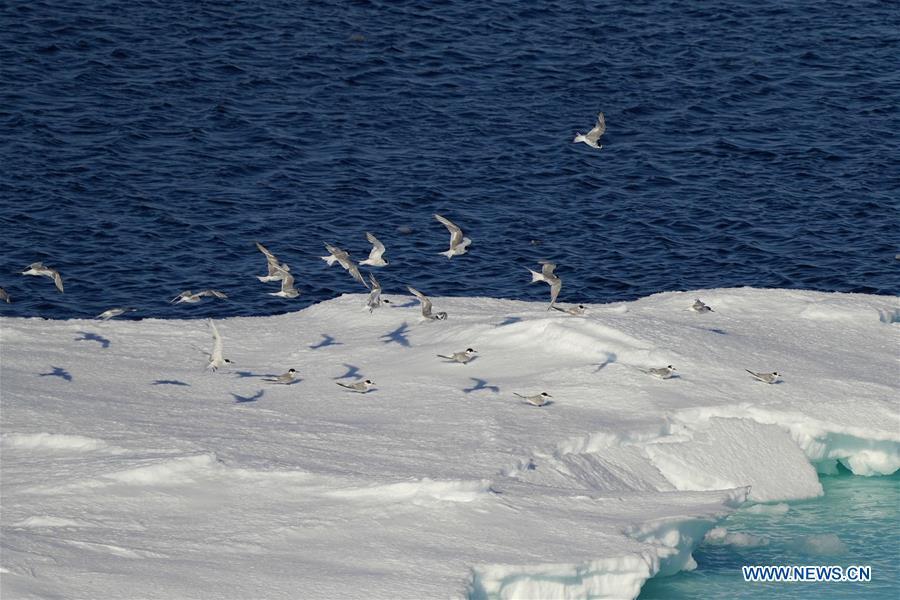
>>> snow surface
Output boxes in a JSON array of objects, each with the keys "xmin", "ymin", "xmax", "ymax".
[{"xmin": 1, "ymin": 288, "xmax": 897, "ymax": 599}]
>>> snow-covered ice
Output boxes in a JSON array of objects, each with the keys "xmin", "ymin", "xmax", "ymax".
[{"xmin": 1, "ymin": 288, "xmax": 897, "ymax": 599}]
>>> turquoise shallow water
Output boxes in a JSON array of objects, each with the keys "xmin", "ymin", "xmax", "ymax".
[{"xmin": 639, "ymin": 471, "xmax": 900, "ymax": 599}]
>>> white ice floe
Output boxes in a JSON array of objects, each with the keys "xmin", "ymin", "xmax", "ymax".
[{"xmin": 1, "ymin": 288, "xmax": 897, "ymax": 600}]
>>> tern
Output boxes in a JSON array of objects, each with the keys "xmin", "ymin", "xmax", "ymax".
[
  {"xmin": 0, "ymin": 287, "xmax": 10, "ymax": 303},
  {"xmin": 437, "ymin": 348, "xmax": 477, "ymax": 364},
  {"xmin": 366, "ymin": 273, "xmax": 390, "ymax": 312},
  {"xmin": 434, "ymin": 214, "xmax": 471, "ymax": 258},
  {"xmin": 21, "ymin": 262, "xmax": 64, "ymax": 293},
  {"xmin": 265, "ymin": 368, "xmax": 298, "ymax": 384},
  {"xmin": 644, "ymin": 365, "xmax": 677, "ymax": 379},
  {"xmin": 527, "ymin": 261, "xmax": 561, "ymax": 309},
  {"xmin": 407, "ymin": 286, "xmax": 447, "ymax": 320},
  {"xmin": 96, "ymin": 307, "xmax": 137, "ymax": 320},
  {"xmin": 746, "ymin": 370, "xmax": 780, "ymax": 384},
  {"xmin": 255, "ymin": 241, "xmax": 291, "ymax": 282},
  {"xmin": 514, "ymin": 392, "xmax": 552, "ymax": 407},
  {"xmin": 268, "ymin": 266, "xmax": 299, "ymax": 298},
  {"xmin": 573, "ymin": 112, "xmax": 605, "ymax": 149},
  {"xmin": 551, "ymin": 304, "xmax": 586, "ymax": 316},
  {"xmin": 204, "ymin": 319, "xmax": 233, "ymax": 371},
  {"xmin": 359, "ymin": 232, "xmax": 388, "ymax": 267},
  {"xmin": 692, "ymin": 299, "xmax": 714, "ymax": 313},
  {"xmin": 336, "ymin": 379, "xmax": 376, "ymax": 393},
  {"xmin": 321, "ymin": 243, "xmax": 368, "ymax": 288},
  {"xmin": 171, "ymin": 289, "xmax": 228, "ymax": 304}
]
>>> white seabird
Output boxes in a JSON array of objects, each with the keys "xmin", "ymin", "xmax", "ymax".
[
  {"xmin": 644, "ymin": 365, "xmax": 677, "ymax": 379},
  {"xmin": 171, "ymin": 289, "xmax": 228, "ymax": 304},
  {"xmin": 514, "ymin": 392, "xmax": 553, "ymax": 406},
  {"xmin": 21, "ymin": 262, "xmax": 64, "ymax": 293},
  {"xmin": 437, "ymin": 348, "xmax": 477, "ymax": 364},
  {"xmin": 205, "ymin": 319, "xmax": 233, "ymax": 371},
  {"xmin": 366, "ymin": 273, "xmax": 390, "ymax": 312},
  {"xmin": 407, "ymin": 286, "xmax": 447, "ymax": 320},
  {"xmin": 746, "ymin": 369, "xmax": 780, "ymax": 384},
  {"xmin": 268, "ymin": 267, "xmax": 300, "ymax": 298},
  {"xmin": 255, "ymin": 241, "xmax": 291, "ymax": 282},
  {"xmin": 551, "ymin": 304, "xmax": 586, "ymax": 316},
  {"xmin": 434, "ymin": 214, "xmax": 471, "ymax": 258},
  {"xmin": 96, "ymin": 307, "xmax": 137, "ymax": 320},
  {"xmin": 527, "ymin": 261, "xmax": 562, "ymax": 310},
  {"xmin": 573, "ymin": 112, "xmax": 605, "ymax": 149},
  {"xmin": 265, "ymin": 368, "xmax": 298, "ymax": 384},
  {"xmin": 336, "ymin": 379, "xmax": 376, "ymax": 393},
  {"xmin": 359, "ymin": 232, "xmax": 388, "ymax": 267},
  {"xmin": 321, "ymin": 243, "xmax": 368, "ymax": 288}
]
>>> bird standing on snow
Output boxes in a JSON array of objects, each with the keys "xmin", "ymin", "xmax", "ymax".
[
  {"xmin": 692, "ymin": 299, "xmax": 714, "ymax": 313},
  {"xmin": 321, "ymin": 243, "xmax": 369, "ymax": 288},
  {"xmin": 552, "ymin": 304, "xmax": 586, "ymax": 316},
  {"xmin": 527, "ymin": 261, "xmax": 562, "ymax": 310},
  {"xmin": 434, "ymin": 214, "xmax": 471, "ymax": 258},
  {"xmin": 514, "ymin": 392, "xmax": 553, "ymax": 406},
  {"xmin": 573, "ymin": 112, "xmax": 606, "ymax": 149},
  {"xmin": 644, "ymin": 365, "xmax": 677, "ymax": 379},
  {"xmin": 358, "ymin": 232, "xmax": 389, "ymax": 267},
  {"xmin": 265, "ymin": 369, "xmax": 298, "ymax": 384},
  {"xmin": 437, "ymin": 348, "xmax": 477, "ymax": 364},
  {"xmin": 336, "ymin": 379, "xmax": 376, "ymax": 393},
  {"xmin": 746, "ymin": 369, "xmax": 780, "ymax": 384},
  {"xmin": 407, "ymin": 286, "xmax": 447, "ymax": 320},
  {"xmin": 21, "ymin": 262, "xmax": 64, "ymax": 293}
]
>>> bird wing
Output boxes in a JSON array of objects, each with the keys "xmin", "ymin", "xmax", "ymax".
[
  {"xmin": 368, "ymin": 272, "xmax": 381, "ymax": 291},
  {"xmin": 435, "ymin": 214, "xmax": 464, "ymax": 247},
  {"xmin": 200, "ymin": 290, "xmax": 227, "ymax": 299},
  {"xmin": 51, "ymin": 269, "xmax": 64, "ymax": 292},
  {"xmin": 325, "ymin": 243, "xmax": 350, "ymax": 264},
  {"xmin": 407, "ymin": 286, "xmax": 433, "ymax": 316},
  {"xmin": 549, "ymin": 280, "xmax": 561, "ymax": 305},
  {"xmin": 347, "ymin": 264, "xmax": 369, "ymax": 288},
  {"xmin": 209, "ymin": 320, "xmax": 223, "ymax": 363},
  {"xmin": 365, "ymin": 232, "xmax": 385, "ymax": 260},
  {"xmin": 279, "ymin": 270, "xmax": 296, "ymax": 292},
  {"xmin": 171, "ymin": 290, "xmax": 190, "ymax": 303},
  {"xmin": 586, "ymin": 112, "xmax": 606, "ymax": 142},
  {"xmin": 255, "ymin": 241, "xmax": 278, "ymax": 262}
]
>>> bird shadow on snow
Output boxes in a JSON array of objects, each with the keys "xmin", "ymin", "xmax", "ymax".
[
  {"xmin": 38, "ymin": 366, "xmax": 72, "ymax": 382},
  {"xmin": 496, "ymin": 316, "xmax": 523, "ymax": 327},
  {"xmin": 463, "ymin": 378, "xmax": 500, "ymax": 393},
  {"xmin": 233, "ymin": 371, "xmax": 278, "ymax": 379},
  {"xmin": 74, "ymin": 331, "xmax": 110, "ymax": 348},
  {"xmin": 594, "ymin": 353, "xmax": 618, "ymax": 372},
  {"xmin": 232, "ymin": 390, "xmax": 265, "ymax": 404},
  {"xmin": 381, "ymin": 322, "xmax": 411, "ymax": 347},
  {"xmin": 151, "ymin": 380, "xmax": 190, "ymax": 386},
  {"xmin": 309, "ymin": 334, "xmax": 342, "ymax": 349},
  {"xmin": 391, "ymin": 299, "xmax": 418, "ymax": 309},
  {"xmin": 333, "ymin": 363, "xmax": 361, "ymax": 380}
]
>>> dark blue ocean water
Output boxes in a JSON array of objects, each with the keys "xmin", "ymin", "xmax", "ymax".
[{"xmin": 2, "ymin": 0, "xmax": 898, "ymax": 319}]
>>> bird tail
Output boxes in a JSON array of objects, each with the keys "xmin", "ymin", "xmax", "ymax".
[
  {"xmin": 528, "ymin": 268, "xmax": 544, "ymax": 283},
  {"xmin": 513, "ymin": 393, "xmax": 525, "ymax": 398},
  {"xmin": 573, "ymin": 133, "xmax": 585, "ymax": 143},
  {"xmin": 436, "ymin": 354, "xmax": 452, "ymax": 359},
  {"xmin": 321, "ymin": 255, "xmax": 338, "ymax": 266},
  {"xmin": 438, "ymin": 249, "xmax": 455, "ymax": 259},
  {"xmin": 745, "ymin": 369, "xmax": 755, "ymax": 376}
]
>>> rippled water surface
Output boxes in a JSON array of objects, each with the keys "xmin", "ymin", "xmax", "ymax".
[
  {"xmin": 2, "ymin": 0, "xmax": 898, "ymax": 319},
  {"xmin": 639, "ymin": 472, "xmax": 900, "ymax": 599}
]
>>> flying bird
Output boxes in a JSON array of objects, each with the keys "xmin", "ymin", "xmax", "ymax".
[
  {"xmin": 434, "ymin": 214, "xmax": 472, "ymax": 258},
  {"xmin": 21, "ymin": 262, "xmax": 64, "ymax": 293},
  {"xmin": 321, "ymin": 243, "xmax": 368, "ymax": 288},
  {"xmin": 336, "ymin": 379, "xmax": 376, "ymax": 393},
  {"xmin": 514, "ymin": 392, "xmax": 553, "ymax": 407},
  {"xmin": 359, "ymin": 232, "xmax": 388, "ymax": 267},
  {"xmin": 437, "ymin": 348, "xmax": 477, "ymax": 364},
  {"xmin": 366, "ymin": 273, "xmax": 390, "ymax": 313},
  {"xmin": 573, "ymin": 112, "xmax": 605, "ymax": 149},
  {"xmin": 171, "ymin": 289, "xmax": 228, "ymax": 304},
  {"xmin": 268, "ymin": 266, "xmax": 300, "ymax": 298},
  {"xmin": 96, "ymin": 307, "xmax": 137, "ymax": 320},
  {"xmin": 407, "ymin": 286, "xmax": 447, "ymax": 320},
  {"xmin": 204, "ymin": 319, "xmax": 233, "ymax": 371},
  {"xmin": 255, "ymin": 241, "xmax": 291, "ymax": 282},
  {"xmin": 527, "ymin": 261, "xmax": 562, "ymax": 310},
  {"xmin": 746, "ymin": 369, "xmax": 780, "ymax": 384}
]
